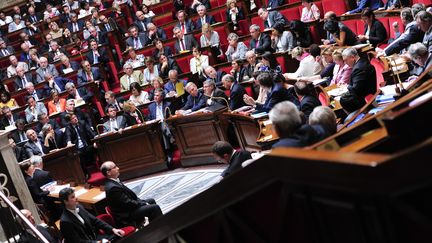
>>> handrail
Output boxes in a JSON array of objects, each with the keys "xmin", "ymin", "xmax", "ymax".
[{"xmin": 0, "ymin": 190, "xmax": 49, "ymax": 243}]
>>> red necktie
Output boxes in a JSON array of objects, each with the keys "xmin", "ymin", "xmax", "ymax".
[
  {"xmin": 180, "ymin": 39, "xmax": 185, "ymax": 51},
  {"xmin": 181, "ymin": 23, "xmax": 185, "ymax": 34}
]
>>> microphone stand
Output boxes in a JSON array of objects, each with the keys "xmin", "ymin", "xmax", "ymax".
[
  {"xmin": 135, "ymin": 107, "xmax": 145, "ymax": 124},
  {"xmin": 95, "ymin": 124, "xmax": 105, "ymax": 135},
  {"xmin": 205, "ymin": 95, "xmax": 231, "ymax": 112}
]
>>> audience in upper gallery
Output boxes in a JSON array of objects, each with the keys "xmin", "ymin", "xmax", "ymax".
[
  {"xmin": 269, "ymin": 101, "xmax": 325, "ymax": 148},
  {"xmin": 357, "ymin": 8, "xmax": 387, "ymax": 47},
  {"xmin": 289, "ymin": 20, "xmax": 312, "ymax": 48},
  {"xmin": 270, "ymin": 22, "xmax": 295, "ymax": 53},
  {"xmin": 324, "ymin": 19, "xmax": 360, "ymax": 47},
  {"xmin": 222, "ymin": 74, "xmax": 247, "ymax": 111},
  {"xmin": 258, "ymin": 7, "xmax": 288, "ymax": 30},
  {"xmin": 195, "ymin": 4, "xmax": 216, "ymax": 29},
  {"xmin": 225, "ymin": 0, "xmax": 244, "ymax": 31},
  {"xmin": 343, "ymin": 47, "xmax": 377, "ymax": 100},
  {"xmin": 225, "ymin": 32, "xmax": 248, "ymax": 61},
  {"xmin": 379, "ymin": 7, "xmax": 424, "ymax": 57},
  {"xmin": 309, "ymin": 106, "xmax": 337, "ymax": 136},
  {"xmin": 284, "ymin": 46, "xmax": 322, "ymax": 80},
  {"xmin": 345, "ymin": 0, "xmax": 383, "ymax": 15},
  {"xmin": 416, "ymin": 11, "xmax": 432, "ymax": 53},
  {"xmin": 249, "ymin": 24, "xmax": 272, "ymax": 54},
  {"xmin": 212, "ymin": 141, "xmax": 252, "ymax": 179},
  {"xmin": 300, "ymin": 0, "xmax": 320, "ymax": 23}
]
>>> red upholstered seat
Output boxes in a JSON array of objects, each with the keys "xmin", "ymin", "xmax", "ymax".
[
  {"xmin": 244, "ymin": 86, "xmax": 254, "ymax": 98},
  {"xmin": 214, "ymin": 25, "xmax": 229, "ymax": 46},
  {"xmin": 387, "ymin": 16, "xmax": 405, "ymax": 39},
  {"xmin": 322, "ymin": 0, "xmax": 347, "ymax": 16},
  {"xmin": 176, "ymin": 56, "xmax": 191, "ymax": 73},
  {"xmin": 96, "ymin": 214, "xmax": 136, "ymax": 236},
  {"xmin": 237, "ymin": 19, "xmax": 250, "ymax": 36},
  {"xmin": 251, "ymin": 16, "xmax": 264, "ymax": 30},
  {"xmin": 87, "ymin": 171, "xmax": 105, "ymax": 186},
  {"xmin": 342, "ymin": 20, "xmax": 358, "ymax": 35},
  {"xmin": 172, "ymin": 149, "xmax": 181, "ymax": 167},
  {"xmin": 154, "ymin": 14, "xmax": 173, "ymax": 27},
  {"xmin": 288, "ymin": 0, "xmax": 301, "ymax": 3},
  {"xmin": 413, "ymin": 0, "xmax": 432, "ymax": 6},
  {"xmin": 281, "ymin": 8, "xmax": 300, "ymax": 21}
]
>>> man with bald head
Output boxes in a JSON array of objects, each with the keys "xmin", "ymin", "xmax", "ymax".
[
  {"xmin": 24, "ymin": 129, "xmax": 47, "ymax": 156},
  {"xmin": 101, "ymin": 161, "xmax": 162, "ymax": 227},
  {"xmin": 20, "ymin": 209, "xmax": 57, "ymax": 242},
  {"xmin": 203, "ymin": 66, "xmax": 226, "ymax": 87},
  {"xmin": 36, "ymin": 57, "xmax": 59, "ymax": 83}
]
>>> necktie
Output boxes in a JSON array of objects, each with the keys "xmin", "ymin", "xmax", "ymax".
[
  {"xmin": 28, "ymin": 29, "xmax": 33, "ymax": 35},
  {"xmin": 32, "ymin": 16, "xmax": 36, "ymax": 23},
  {"xmin": 2, "ymin": 49, "xmax": 6, "ymax": 56},
  {"xmin": 19, "ymin": 131, "xmax": 26, "ymax": 141},
  {"xmin": 180, "ymin": 39, "xmax": 185, "ymax": 51},
  {"xmin": 32, "ymin": 91, "xmax": 39, "ymax": 101},
  {"xmin": 22, "ymin": 76, "xmax": 28, "ymax": 87},
  {"xmin": 181, "ymin": 23, "xmax": 185, "ymax": 34},
  {"xmin": 74, "ymin": 23, "xmax": 78, "ymax": 32},
  {"xmin": 202, "ymin": 17, "xmax": 206, "ymax": 25},
  {"xmin": 105, "ymin": 23, "xmax": 110, "ymax": 31},
  {"xmin": 127, "ymin": 76, "xmax": 132, "ymax": 86},
  {"xmin": 255, "ymin": 39, "xmax": 259, "ymax": 48},
  {"xmin": 42, "ymin": 68, "xmax": 46, "ymax": 74},
  {"xmin": 94, "ymin": 52, "xmax": 98, "ymax": 64},
  {"xmin": 141, "ymin": 21, "xmax": 146, "ymax": 32}
]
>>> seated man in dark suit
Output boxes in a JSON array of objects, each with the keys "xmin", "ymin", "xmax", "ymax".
[
  {"xmin": 257, "ymin": 7, "xmax": 288, "ymax": 30},
  {"xmin": 203, "ymin": 66, "xmax": 226, "ymax": 87},
  {"xmin": 175, "ymin": 10, "xmax": 196, "ymax": 34},
  {"xmin": 77, "ymin": 60, "xmax": 103, "ymax": 86},
  {"xmin": 102, "ymin": 105, "xmax": 128, "ymax": 133},
  {"xmin": 146, "ymin": 23, "xmax": 167, "ymax": 42},
  {"xmin": 60, "ymin": 99, "xmax": 93, "ymax": 127},
  {"xmin": 1, "ymin": 106, "xmax": 24, "ymax": 128},
  {"xmin": 212, "ymin": 141, "xmax": 252, "ymax": 179},
  {"xmin": 66, "ymin": 13, "xmax": 84, "ymax": 33},
  {"xmin": 249, "ymin": 24, "xmax": 272, "ymax": 54},
  {"xmin": 105, "ymin": 91, "xmax": 126, "ymax": 111},
  {"xmin": 9, "ymin": 138, "xmax": 28, "ymax": 162},
  {"xmin": 342, "ymin": 47, "xmax": 377, "ymax": 100},
  {"xmin": 15, "ymin": 65, "xmax": 36, "ymax": 90},
  {"xmin": 59, "ymin": 187, "xmax": 125, "ymax": 243},
  {"xmin": 221, "ymin": 74, "xmax": 247, "ymax": 111},
  {"xmin": 30, "ymin": 155, "xmax": 53, "ymax": 188},
  {"xmin": 292, "ymin": 80, "xmax": 321, "ymax": 122},
  {"xmin": 195, "ymin": 4, "xmax": 216, "ymax": 29},
  {"xmin": 175, "ymin": 82, "xmax": 207, "ymax": 114},
  {"xmin": 59, "ymin": 55, "xmax": 80, "ymax": 75},
  {"xmin": 25, "ymin": 82, "xmax": 51, "ymax": 102},
  {"xmin": 24, "ymin": 129, "xmax": 49, "ymax": 157},
  {"xmin": 101, "ymin": 161, "xmax": 163, "ymax": 227},
  {"xmin": 11, "ymin": 119, "xmax": 28, "ymax": 144},
  {"xmin": 134, "ymin": 10, "xmax": 151, "ymax": 33},
  {"xmin": 202, "ymin": 79, "xmax": 228, "ymax": 110},
  {"xmin": 65, "ymin": 82, "xmax": 94, "ymax": 104},
  {"xmin": 126, "ymin": 25, "xmax": 150, "ymax": 49},
  {"xmin": 20, "ymin": 209, "xmax": 58, "ymax": 243},
  {"xmin": 269, "ymin": 101, "xmax": 325, "ymax": 148},
  {"xmin": 44, "ymin": 72, "xmax": 73, "ymax": 93},
  {"xmin": 173, "ymin": 26, "xmax": 199, "ymax": 53},
  {"xmin": 47, "ymin": 40, "xmax": 67, "ymax": 63},
  {"xmin": 86, "ymin": 26, "xmax": 108, "ymax": 46},
  {"xmin": 86, "ymin": 39, "xmax": 110, "ymax": 65}
]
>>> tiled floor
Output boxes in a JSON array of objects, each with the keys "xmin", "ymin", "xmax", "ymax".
[{"xmin": 124, "ymin": 165, "xmax": 226, "ymax": 213}]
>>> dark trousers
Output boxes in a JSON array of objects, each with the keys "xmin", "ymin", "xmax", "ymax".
[{"xmin": 130, "ymin": 198, "xmax": 163, "ymax": 226}]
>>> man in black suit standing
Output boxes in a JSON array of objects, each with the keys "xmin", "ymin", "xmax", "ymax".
[
  {"xmin": 342, "ymin": 47, "xmax": 377, "ymax": 100},
  {"xmin": 59, "ymin": 187, "xmax": 125, "ymax": 243},
  {"xmin": 173, "ymin": 26, "xmax": 199, "ymax": 53},
  {"xmin": 221, "ymin": 74, "xmax": 247, "ymax": 111},
  {"xmin": 249, "ymin": 24, "xmax": 272, "ymax": 54},
  {"xmin": 212, "ymin": 141, "xmax": 252, "ymax": 179},
  {"xmin": 30, "ymin": 155, "xmax": 53, "ymax": 188},
  {"xmin": 101, "ymin": 161, "xmax": 163, "ymax": 227}
]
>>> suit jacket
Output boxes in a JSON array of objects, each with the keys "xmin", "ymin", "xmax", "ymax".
[
  {"xmin": 255, "ymin": 83, "xmax": 290, "ymax": 113},
  {"xmin": 195, "ymin": 15, "xmax": 216, "ymax": 29},
  {"xmin": 34, "ymin": 119, "xmax": 60, "ymax": 134},
  {"xmin": 0, "ymin": 46, "xmax": 14, "ymax": 58},
  {"xmin": 175, "ymin": 19, "xmax": 196, "ymax": 33},
  {"xmin": 363, "ymin": 19, "xmax": 387, "ymax": 46},
  {"xmin": 103, "ymin": 116, "xmax": 127, "ymax": 133},
  {"xmin": 67, "ymin": 87, "xmax": 94, "ymax": 103},
  {"xmin": 348, "ymin": 0, "xmax": 383, "ymax": 14},
  {"xmin": 126, "ymin": 34, "xmax": 150, "ymax": 49},
  {"xmin": 86, "ymin": 31, "xmax": 109, "ymax": 46},
  {"xmin": 60, "ymin": 61, "xmax": 80, "ymax": 74},
  {"xmin": 67, "ymin": 20, "xmax": 85, "ymax": 33},
  {"xmin": 51, "ymin": 76, "xmax": 73, "ymax": 92},
  {"xmin": 14, "ymin": 145, "xmax": 29, "ymax": 162},
  {"xmin": 272, "ymin": 124, "xmax": 325, "ymax": 148},
  {"xmin": 100, "ymin": 18, "xmax": 125, "ymax": 35},
  {"xmin": 15, "ymin": 73, "xmax": 36, "ymax": 90},
  {"xmin": 152, "ymin": 46, "xmax": 173, "ymax": 59},
  {"xmin": 120, "ymin": 71, "xmax": 143, "ymax": 92},
  {"xmin": 60, "ymin": 108, "xmax": 92, "ymax": 127},
  {"xmin": 174, "ymin": 35, "xmax": 199, "ymax": 53},
  {"xmin": 347, "ymin": 58, "xmax": 377, "ymax": 99},
  {"xmin": 32, "ymin": 169, "xmax": 53, "ymax": 188},
  {"xmin": 232, "ymin": 67, "xmax": 247, "ymax": 83},
  {"xmin": 23, "ymin": 26, "xmax": 39, "ymax": 36},
  {"xmin": 27, "ymin": 13, "xmax": 42, "ymax": 23},
  {"xmin": 25, "ymin": 102, "xmax": 48, "ymax": 123},
  {"xmin": 47, "ymin": 48, "xmax": 67, "ymax": 63},
  {"xmin": 11, "ymin": 129, "xmax": 28, "ymax": 144},
  {"xmin": 249, "ymin": 33, "xmax": 272, "ymax": 54},
  {"xmin": 24, "ymin": 138, "xmax": 48, "ymax": 157},
  {"xmin": 65, "ymin": 121, "xmax": 96, "ymax": 149},
  {"xmin": 60, "ymin": 204, "xmax": 113, "ymax": 243},
  {"xmin": 104, "ymin": 179, "xmax": 148, "ymax": 226},
  {"xmin": 26, "ymin": 86, "xmax": 51, "ymax": 101},
  {"xmin": 299, "ymin": 95, "xmax": 321, "ymax": 121},
  {"xmin": 164, "ymin": 79, "xmax": 187, "ymax": 92},
  {"xmin": 20, "ymin": 51, "xmax": 32, "ymax": 62},
  {"xmin": 384, "ymin": 21, "xmax": 424, "ymax": 56},
  {"xmin": 265, "ymin": 11, "xmax": 288, "ymax": 29},
  {"xmin": 24, "ymin": 174, "xmax": 49, "ymax": 204},
  {"xmin": 221, "ymin": 150, "xmax": 252, "ymax": 178},
  {"xmin": 181, "ymin": 90, "xmax": 206, "ymax": 111},
  {"xmin": 158, "ymin": 58, "xmax": 182, "ymax": 79},
  {"xmin": 146, "ymin": 28, "xmax": 167, "ymax": 42},
  {"xmin": 2, "ymin": 113, "xmax": 23, "ymax": 128},
  {"xmin": 203, "ymin": 70, "xmax": 226, "ymax": 87},
  {"xmin": 36, "ymin": 65, "xmax": 59, "ymax": 83},
  {"xmin": 225, "ymin": 8, "xmax": 244, "ymax": 25},
  {"xmin": 267, "ymin": 0, "xmax": 284, "ymax": 9},
  {"xmin": 229, "ymin": 83, "xmax": 247, "ymax": 111},
  {"xmin": 86, "ymin": 48, "xmax": 109, "ymax": 65},
  {"xmin": 134, "ymin": 19, "xmax": 151, "ymax": 33},
  {"xmin": 77, "ymin": 67, "xmax": 102, "ymax": 86},
  {"xmin": 205, "ymin": 88, "xmax": 228, "ymax": 108},
  {"xmin": 148, "ymin": 101, "xmax": 171, "ymax": 120}
]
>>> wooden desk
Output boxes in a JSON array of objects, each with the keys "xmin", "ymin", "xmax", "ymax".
[
  {"xmin": 49, "ymin": 185, "xmax": 105, "ymax": 212},
  {"xmin": 42, "ymin": 146, "xmax": 85, "ymax": 184},
  {"xmin": 166, "ymin": 110, "xmax": 228, "ymax": 166},
  {"xmin": 93, "ymin": 121, "xmax": 167, "ymax": 181},
  {"xmin": 219, "ymin": 112, "xmax": 262, "ymax": 151}
]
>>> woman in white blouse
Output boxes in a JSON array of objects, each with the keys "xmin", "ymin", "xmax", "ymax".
[
  {"xmin": 143, "ymin": 56, "xmax": 159, "ymax": 84},
  {"xmin": 284, "ymin": 46, "xmax": 320, "ymax": 79},
  {"xmin": 129, "ymin": 82, "xmax": 150, "ymax": 106},
  {"xmin": 225, "ymin": 32, "xmax": 248, "ymax": 61},
  {"xmin": 142, "ymin": 5, "xmax": 156, "ymax": 19},
  {"xmin": 300, "ymin": 0, "xmax": 320, "ymax": 23},
  {"xmin": 190, "ymin": 46, "xmax": 209, "ymax": 75},
  {"xmin": 43, "ymin": 4, "xmax": 60, "ymax": 20}
]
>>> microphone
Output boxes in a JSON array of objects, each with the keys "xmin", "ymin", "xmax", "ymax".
[
  {"xmin": 95, "ymin": 124, "xmax": 105, "ymax": 136},
  {"xmin": 164, "ymin": 106, "xmax": 172, "ymax": 120},
  {"xmin": 205, "ymin": 95, "xmax": 231, "ymax": 112},
  {"xmin": 135, "ymin": 108, "xmax": 145, "ymax": 124}
]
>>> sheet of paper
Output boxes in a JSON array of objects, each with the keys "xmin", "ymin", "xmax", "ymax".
[
  {"xmin": 93, "ymin": 192, "xmax": 106, "ymax": 201},
  {"xmin": 75, "ymin": 188, "xmax": 88, "ymax": 197}
]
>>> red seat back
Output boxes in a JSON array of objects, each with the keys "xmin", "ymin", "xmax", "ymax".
[
  {"xmin": 322, "ymin": 0, "xmax": 347, "ymax": 16},
  {"xmin": 281, "ymin": 8, "xmax": 300, "ymax": 21},
  {"xmin": 251, "ymin": 16, "xmax": 264, "ymax": 31}
]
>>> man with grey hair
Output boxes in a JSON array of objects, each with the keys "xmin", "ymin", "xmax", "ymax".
[
  {"xmin": 342, "ymin": 47, "xmax": 376, "ymax": 100},
  {"xmin": 222, "ymin": 74, "xmax": 247, "ymax": 110},
  {"xmin": 308, "ymin": 106, "xmax": 337, "ymax": 136},
  {"xmin": 146, "ymin": 22, "xmax": 167, "ymax": 42},
  {"xmin": 203, "ymin": 65, "xmax": 226, "ymax": 87},
  {"xmin": 203, "ymin": 79, "xmax": 228, "ymax": 108},
  {"xmin": 173, "ymin": 25, "xmax": 199, "ymax": 53},
  {"xmin": 408, "ymin": 42, "xmax": 432, "ymax": 77},
  {"xmin": 7, "ymin": 55, "xmax": 28, "ymax": 78},
  {"xmin": 0, "ymin": 38, "xmax": 14, "ymax": 57},
  {"xmin": 416, "ymin": 11, "xmax": 432, "ymax": 52},
  {"xmin": 48, "ymin": 40, "xmax": 67, "ymax": 62},
  {"xmin": 175, "ymin": 82, "xmax": 206, "ymax": 114},
  {"xmin": 195, "ymin": 4, "xmax": 216, "ymax": 29},
  {"xmin": 245, "ymin": 50, "xmax": 258, "ymax": 79},
  {"xmin": 36, "ymin": 56, "xmax": 59, "ymax": 83},
  {"xmin": 225, "ymin": 33, "xmax": 248, "ymax": 61},
  {"xmin": 30, "ymin": 155, "xmax": 54, "ymax": 189},
  {"xmin": 67, "ymin": 12, "xmax": 84, "ymax": 33},
  {"xmin": 25, "ymin": 82, "xmax": 50, "ymax": 101},
  {"xmin": 65, "ymin": 82, "xmax": 94, "ymax": 103},
  {"xmin": 249, "ymin": 24, "xmax": 271, "ymax": 54},
  {"xmin": 269, "ymin": 101, "xmax": 324, "ymax": 148},
  {"xmin": 257, "ymin": 7, "xmax": 288, "ymax": 30},
  {"xmin": 126, "ymin": 25, "xmax": 149, "ymax": 49},
  {"xmin": 120, "ymin": 63, "xmax": 143, "ymax": 92}
]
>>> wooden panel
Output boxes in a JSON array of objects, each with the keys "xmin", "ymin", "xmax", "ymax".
[
  {"xmin": 94, "ymin": 122, "xmax": 167, "ymax": 181},
  {"xmin": 43, "ymin": 146, "xmax": 85, "ymax": 184}
]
